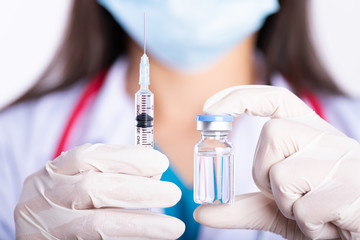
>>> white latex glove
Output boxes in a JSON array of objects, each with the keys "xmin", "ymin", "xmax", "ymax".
[
  {"xmin": 15, "ymin": 144, "xmax": 185, "ymax": 239},
  {"xmin": 194, "ymin": 86, "xmax": 360, "ymax": 240}
]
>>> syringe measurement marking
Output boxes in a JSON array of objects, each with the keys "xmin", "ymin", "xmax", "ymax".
[
  {"xmin": 136, "ymin": 95, "xmax": 151, "ymax": 112},
  {"xmin": 136, "ymin": 127, "xmax": 153, "ymax": 146},
  {"xmin": 138, "ymin": 95, "xmax": 152, "ymax": 114}
]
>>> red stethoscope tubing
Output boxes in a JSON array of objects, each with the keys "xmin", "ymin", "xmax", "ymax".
[
  {"xmin": 52, "ymin": 71, "xmax": 327, "ymax": 159},
  {"xmin": 53, "ymin": 69, "xmax": 108, "ymax": 158}
]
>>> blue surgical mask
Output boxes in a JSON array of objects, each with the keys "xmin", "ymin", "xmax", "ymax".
[{"xmin": 98, "ymin": 0, "xmax": 279, "ymax": 72}]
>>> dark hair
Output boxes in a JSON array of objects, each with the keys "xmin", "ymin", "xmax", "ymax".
[
  {"xmin": 9, "ymin": 0, "xmax": 342, "ymax": 108},
  {"xmin": 257, "ymin": 0, "xmax": 342, "ymax": 95}
]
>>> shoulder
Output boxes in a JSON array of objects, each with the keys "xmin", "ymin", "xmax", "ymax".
[
  {"xmin": 0, "ymin": 81, "xmax": 85, "ymax": 137},
  {"xmin": 0, "ymin": 56, "xmax": 130, "ymax": 163},
  {"xmin": 270, "ymin": 73, "xmax": 360, "ymax": 141},
  {"xmin": 0, "ymin": 81, "xmax": 86, "ymax": 172},
  {"xmin": 319, "ymin": 93, "xmax": 360, "ymax": 141}
]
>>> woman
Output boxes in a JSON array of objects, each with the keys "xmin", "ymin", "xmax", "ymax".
[{"xmin": 1, "ymin": 0, "xmax": 360, "ymax": 239}]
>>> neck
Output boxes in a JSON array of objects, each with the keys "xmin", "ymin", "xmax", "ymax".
[{"xmin": 126, "ymin": 34, "xmax": 256, "ymax": 125}]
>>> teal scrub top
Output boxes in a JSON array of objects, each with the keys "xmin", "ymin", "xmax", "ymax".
[{"xmin": 161, "ymin": 164, "xmax": 200, "ymax": 240}]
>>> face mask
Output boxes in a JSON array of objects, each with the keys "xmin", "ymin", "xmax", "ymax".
[{"xmin": 98, "ymin": 0, "xmax": 279, "ymax": 72}]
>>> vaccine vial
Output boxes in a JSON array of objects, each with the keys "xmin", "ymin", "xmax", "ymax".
[{"xmin": 194, "ymin": 114, "xmax": 234, "ymax": 204}]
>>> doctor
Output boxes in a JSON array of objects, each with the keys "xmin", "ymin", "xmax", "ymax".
[{"xmin": 1, "ymin": 0, "xmax": 360, "ymax": 239}]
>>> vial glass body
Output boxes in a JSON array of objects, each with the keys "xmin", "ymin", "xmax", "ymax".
[{"xmin": 194, "ymin": 131, "xmax": 234, "ymax": 204}]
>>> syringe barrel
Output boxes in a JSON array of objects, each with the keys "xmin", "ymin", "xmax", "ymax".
[{"xmin": 135, "ymin": 88, "xmax": 154, "ymax": 148}]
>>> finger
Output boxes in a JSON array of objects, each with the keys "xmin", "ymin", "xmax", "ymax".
[
  {"xmin": 46, "ymin": 172, "xmax": 182, "ymax": 209},
  {"xmin": 50, "ymin": 144, "xmax": 169, "ymax": 176},
  {"xmin": 203, "ymin": 85, "xmax": 313, "ymax": 118},
  {"xmin": 203, "ymin": 85, "xmax": 343, "ymax": 137},
  {"xmin": 17, "ymin": 172, "xmax": 182, "ymax": 211},
  {"xmin": 253, "ymin": 119, "xmax": 323, "ymax": 198},
  {"xmin": 254, "ymin": 119, "xmax": 356, "ymax": 218},
  {"xmin": 16, "ymin": 208, "xmax": 185, "ymax": 240},
  {"xmin": 194, "ymin": 193, "xmax": 307, "ymax": 239},
  {"xmin": 292, "ymin": 149, "xmax": 360, "ymax": 239},
  {"xmin": 292, "ymin": 180, "xmax": 350, "ymax": 240}
]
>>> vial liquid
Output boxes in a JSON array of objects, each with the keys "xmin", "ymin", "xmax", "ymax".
[{"xmin": 194, "ymin": 115, "xmax": 234, "ymax": 204}]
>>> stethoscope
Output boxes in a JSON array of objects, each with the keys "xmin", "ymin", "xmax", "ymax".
[
  {"xmin": 52, "ymin": 68, "xmax": 108, "ymax": 159},
  {"xmin": 51, "ymin": 68, "xmax": 326, "ymax": 240},
  {"xmin": 53, "ymin": 68, "xmax": 326, "ymax": 158}
]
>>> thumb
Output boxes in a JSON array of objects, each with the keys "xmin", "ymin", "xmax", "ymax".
[
  {"xmin": 193, "ymin": 193, "xmax": 306, "ymax": 239},
  {"xmin": 203, "ymin": 86, "xmax": 312, "ymax": 118},
  {"xmin": 203, "ymin": 85, "xmax": 341, "ymax": 135}
]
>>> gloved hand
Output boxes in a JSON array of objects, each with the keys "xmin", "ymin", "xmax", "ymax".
[
  {"xmin": 194, "ymin": 86, "xmax": 360, "ymax": 240},
  {"xmin": 15, "ymin": 144, "xmax": 185, "ymax": 239}
]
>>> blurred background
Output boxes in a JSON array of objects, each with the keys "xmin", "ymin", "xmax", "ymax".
[{"xmin": 0, "ymin": 0, "xmax": 359, "ymax": 110}]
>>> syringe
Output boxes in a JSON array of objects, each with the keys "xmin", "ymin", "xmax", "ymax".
[{"xmin": 135, "ymin": 13, "xmax": 154, "ymax": 148}]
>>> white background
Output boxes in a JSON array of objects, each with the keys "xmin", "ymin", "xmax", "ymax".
[
  {"xmin": 0, "ymin": 0, "xmax": 72, "ymax": 109},
  {"xmin": 0, "ymin": 0, "xmax": 359, "ymax": 110},
  {"xmin": 309, "ymin": 0, "xmax": 360, "ymax": 98}
]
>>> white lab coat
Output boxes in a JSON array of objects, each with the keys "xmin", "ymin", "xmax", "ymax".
[{"xmin": 1, "ymin": 58, "xmax": 359, "ymax": 240}]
